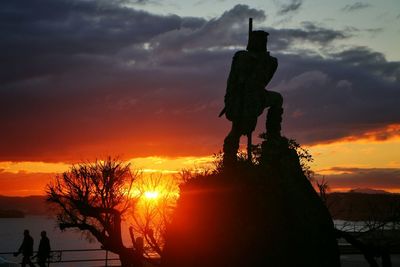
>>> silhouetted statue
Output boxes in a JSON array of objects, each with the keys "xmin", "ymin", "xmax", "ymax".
[
  {"xmin": 162, "ymin": 18, "xmax": 340, "ymax": 267},
  {"xmin": 221, "ymin": 21, "xmax": 283, "ymax": 165},
  {"xmin": 14, "ymin": 229, "xmax": 35, "ymax": 267},
  {"xmin": 36, "ymin": 231, "xmax": 50, "ymax": 267}
]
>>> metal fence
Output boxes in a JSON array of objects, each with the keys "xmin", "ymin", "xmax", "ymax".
[
  {"xmin": 0, "ymin": 248, "xmax": 120, "ymax": 266},
  {"xmin": 1, "ymin": 245, "xmax": 399, "ymax": 266}
]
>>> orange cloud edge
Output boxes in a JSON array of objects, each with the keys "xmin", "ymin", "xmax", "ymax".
[{"xmin": 2, "ymin": 123, "xmax": 400, "ymax": 196}]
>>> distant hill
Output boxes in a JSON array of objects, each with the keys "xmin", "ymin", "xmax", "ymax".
[
  {"xmin": 0, "ymin": 209, "xmax": 25, "ymax": 218},
  {"xmin": 348, "ymin": 188, "xmax": 390, "ymax": 194},
  {"xmin": 327, "ymin": 192, "xmax": 400, "ymax": 221},
  {"xmin": 0, "ymin": 195, "xmax": 50, "ymax": 215}
]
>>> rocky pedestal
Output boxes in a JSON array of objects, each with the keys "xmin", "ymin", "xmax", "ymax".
[{"xmin": 161, "ymin": 138, "xmax": 340, "ymax": 267}]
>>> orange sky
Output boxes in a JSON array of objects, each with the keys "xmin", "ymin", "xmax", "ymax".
[
  {"xmin": 2, "ymin": 2, "xmax": 400, "ymax": 196},
  {"xmin": 1, "ymin": 129, "xmax": 400, "ymax": 196}
]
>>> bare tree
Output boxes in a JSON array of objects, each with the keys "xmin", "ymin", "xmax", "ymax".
[
  {"xmin": 46, "ymin": 157, "xmax": 142, "ymax": 266},
  {"xmin": 129, "ymin": 174, "xmax": 179, "ymax": 260},
  {"xmin": 320, "ymin": 185, "xmax": 400, "ymax": 267},
  {"xmin": 316, "ymin": 177, "xmax": 329, "ymax": 204}
]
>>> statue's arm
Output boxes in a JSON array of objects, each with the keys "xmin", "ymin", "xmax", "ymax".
[
  {"xmin": 264, "ymin": 55, "xmax": 278, "ymax": 87},
  {"xmin": 224, "ymin": 52, "xmax": 243, "ymax": 104}
]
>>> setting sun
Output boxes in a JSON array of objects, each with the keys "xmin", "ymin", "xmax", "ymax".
[{"xmin": 144, "ymin": 190, "xmax": 160, "ymax": 200}]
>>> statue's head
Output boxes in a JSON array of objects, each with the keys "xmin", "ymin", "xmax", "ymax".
[{"xmin": 247, "ymin": 30, "xmax": 269, "ymax": 52}]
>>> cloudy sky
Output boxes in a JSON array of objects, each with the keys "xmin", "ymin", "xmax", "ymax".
[{"xmin": 1, "ymin": 0, "xmax": 400, "ymax": 195}]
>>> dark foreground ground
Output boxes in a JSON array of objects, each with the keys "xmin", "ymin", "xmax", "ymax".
[{"xmin": 341, "ymin": 254, "xmax": 400, "ymax": 267}]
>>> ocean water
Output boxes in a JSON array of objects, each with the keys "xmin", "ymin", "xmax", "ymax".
[
  {"xmin": 1, "ymin": 216, "xmax": 399, "ymax": 266},
  {"xmin": 0, "ymin": 216, "xmax": 122, "ymax": 266}
]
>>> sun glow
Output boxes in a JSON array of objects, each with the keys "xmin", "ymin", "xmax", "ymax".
[
  {"xmin": 132, "ymin": 173, "xmax": 180, "ymax": 213},
  {"xmin": 128, "ymin": 174, "xmax": 181, "ymax": 252},
  {"xmin": 144, "ymin": 190, "xmax": 160, "ymax": 200}
]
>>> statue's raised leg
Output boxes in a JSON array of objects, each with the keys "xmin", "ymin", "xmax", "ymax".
[
  {"xmin": 223, "ymin": 122, "xmax": 241, "ymax": 166},
  {"xmin": 264, "ymin": 91, "xmax": 283, "ymax": 141}
]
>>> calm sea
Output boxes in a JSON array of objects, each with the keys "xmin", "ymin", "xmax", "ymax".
[
  {"xmin": 0, "ymin": 215, "xmax": 125, "ymax": 266},
  {"xmin": 1, "ymin": 216, "xmax": 399, "ymax": 267}
]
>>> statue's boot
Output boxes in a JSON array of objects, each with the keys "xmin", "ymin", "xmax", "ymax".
[
  {"xmin": 261, "ymin": 107, "xmax": 284, "ymax": 164},
  {"xmin": 266, "ymin": 106, "xmax": 283, "ymax": 142},
  {"xmin": 223, "ymin": 133, "xmax": 240, "ymax": 167}
]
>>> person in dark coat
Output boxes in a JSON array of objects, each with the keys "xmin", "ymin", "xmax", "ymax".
[
  {"xmin": 14, "ymin": 229, "xmax": 35, "ymax": 267},
  {"xmin": 36, "ymin": 231, "xmax": 50, "ymax": 267}
]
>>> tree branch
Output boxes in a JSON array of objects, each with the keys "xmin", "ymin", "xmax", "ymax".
[{"xmin": 335, "ymin": 229, "xmax": 379, "ymax": 267}]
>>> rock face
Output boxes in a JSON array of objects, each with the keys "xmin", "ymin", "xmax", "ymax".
[{"xmin": 162, "ymin": 139, "xmax": 340, "ymax": 267}]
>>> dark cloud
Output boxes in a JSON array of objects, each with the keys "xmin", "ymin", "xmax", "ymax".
[
  {"xmin": 129, "ymin": 0, "xmax": 152, "ymax": 4},
  {"xmin": 331, "ymin": 46, "xmax": 400, "ymax": 81},
  {"xmin": 342, "ymin": 26, "xmax": 383, "ymax": 39},
  {"xmin": 181, "ymin": 17, "xmax": 207, "ymax": 29},
  {"xmin": 277, "ymin": 0, "xmax": 303, "ymax": 16},
  {"xmin": 0, "ymin": 2, "xmax": 399, "ymax": 161},
  {"xmin": 0, "ymin": 0, "xmax": 186, "ymax": 85},
  {"xmin": 364, "ymin": 28, "xmax": 383, "ymax": 35},
  {"xmin": 341, "ymin": 2, "xmax": 371, "ymax": 12},
  {"xmin": 0, "ymin": 2, "xmax": 262, "ymax": 161},
  {"xmin": 151, "ymin": 4, "xmax": 265, "ymax": 56},
  {"xmin": 123, "ymin": 0, "xmax": 162, "ymax": 7},
  {"xmin": 320, "ymin": 167, "xmax": 400, "ymax": 190},
  {"xmin": 266, "ymin": 22, "xmax": 350, "ymax": 50},
  {"xmin": 274, "ymin": 47, "xmax": 400, "ymax": 144}
]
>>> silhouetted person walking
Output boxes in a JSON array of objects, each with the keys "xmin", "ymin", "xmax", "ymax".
[
  {"xmin": 36, "ymin": 231, "xmax": 50, "ymax": 267},
  {"xmin": 14, "ymin": 229, "xmax": 35, "ymax": 267}
]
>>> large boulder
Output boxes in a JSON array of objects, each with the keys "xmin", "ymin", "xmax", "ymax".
[{"xmin": 162, "ymin": 139, "xmax": 340, "ymax": 267}]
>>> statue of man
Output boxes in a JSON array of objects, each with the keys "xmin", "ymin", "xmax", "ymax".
[{"xmin": 222, "ymin": 30, "xmax": 283, "ymax": 165}]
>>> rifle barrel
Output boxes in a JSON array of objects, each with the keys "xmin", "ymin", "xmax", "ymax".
[{"xmin": 249, "ymin": 18, "xmax": 253, "ymax": 38}]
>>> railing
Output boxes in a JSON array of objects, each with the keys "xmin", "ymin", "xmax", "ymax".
[
  {"xmin": 339, "ymin": 244, "xmax": 400, "ymax": 255},
  {"xmin": 1, "ymin": 245, "xmax": 399, "ymax": 266},
  {"xmin": 0, "ymin": 248, "xmax": 120, "ymax": 266}
]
